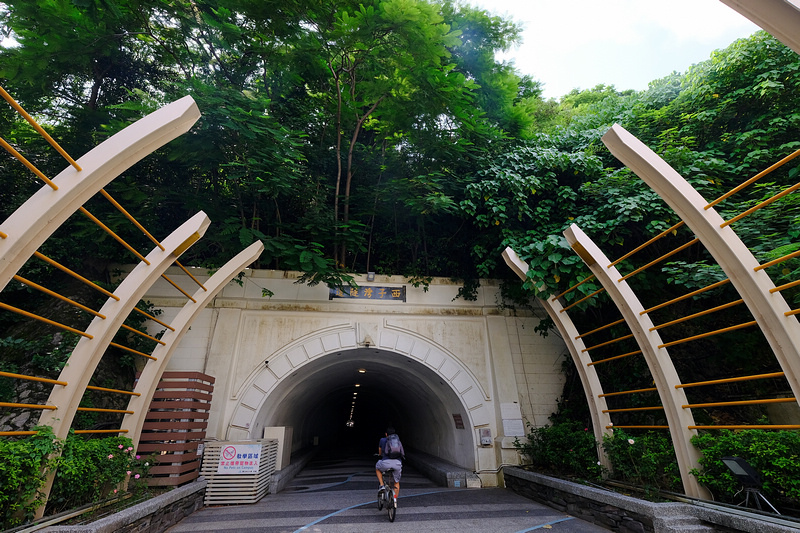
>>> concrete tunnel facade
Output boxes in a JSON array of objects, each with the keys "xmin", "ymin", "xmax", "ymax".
[{"xmin": 131, "ymin": 267, "xmax": 568, "ymax": 487}]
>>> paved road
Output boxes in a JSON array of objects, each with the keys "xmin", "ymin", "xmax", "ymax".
[{"xmin": 166, "ymin": 452, "xmax": 610, "ymax": 532}]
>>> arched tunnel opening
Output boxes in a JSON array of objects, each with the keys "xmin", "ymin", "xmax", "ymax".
[{"xmin": 251, "ymin": 347, "xmax": 476, "ymax": 469}]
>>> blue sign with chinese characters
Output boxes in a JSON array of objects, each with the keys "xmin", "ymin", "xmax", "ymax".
[{"xmin": 329, "ymin": 286, "xmax": 406, "ymax": 302}]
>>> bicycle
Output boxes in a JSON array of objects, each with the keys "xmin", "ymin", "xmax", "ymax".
[{"xmin": 376, "ymin": 468, "xmax": 397, "ymax": 522}]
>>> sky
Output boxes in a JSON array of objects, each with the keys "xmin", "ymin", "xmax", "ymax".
[{"xmin": 467, "ymin": 0, "xmax": 761, "ymax": 99}]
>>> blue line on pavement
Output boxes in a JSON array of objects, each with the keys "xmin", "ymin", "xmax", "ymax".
[
  {"xmin": 293, "ymin": 488, "xmax": 470, "ymax": 532},
  {"xmin": 515, "ymin": 516, "xmax": 575, "ymax": 532}
]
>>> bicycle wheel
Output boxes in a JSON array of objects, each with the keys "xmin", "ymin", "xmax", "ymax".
[
  {"xmin": 377, "ymin": 489, "xmax": 384, "ymax": 510},
  {"xmin": 387, "ymin": 497, "xmax": 396, "ymax": 522}
]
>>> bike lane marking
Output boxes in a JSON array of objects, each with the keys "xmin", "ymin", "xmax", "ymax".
[
  {"xmin": 292, "ymin": 488, "xmax": 470, "ymax": 532},
  {"xmin": 515, "ymin": 516, "xmax": 576, "ymax": 531}
]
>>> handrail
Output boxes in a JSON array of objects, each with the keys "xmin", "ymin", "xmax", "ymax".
[
  {"xmin": 608, "ymin": 221, "xmax": 686, "ymax": 267},
  {"xmin": 599, "ymin": 387, "xmax": 658, "ymax": 398},
  {"xmin": 120, "ymin": 324, "xmax": 166, "ymax": 345},
  {"xmin": 676, "ymin": 371, "xmax": 784, "ymax": 389},
  {"xmin": 78, "ymin": 207, "xmax": 149, "ymax": 265},
  {"xmin": 0, "ymin": 371, "xmax": 67, "ymax": 386},
  {"xmin": 575, "ymin": 318, "xmax": 626, "ymax": 340},
  {"xmin": 582, "ymin": 334, "xmax": 634, "ymax": 352},
  {"xmin": 109, "ymin": 342, "xmax": 157, "ymax": 360},
  {"xmin": 86, "ymin": 385, "xmax": 140, "ymax": 396},
  {"xmin": 618, "ymin": 238, "xmax": 699, "ymax": 282},
  {"xmin": 641, "ymin": 279, "xmax": 731, "ymax": 315},
  {"xmin": 754, "ymin": 248, "xmax": 800, "ymax": 272},
  {"xmin": 649, "ymin": 300, "xmax": 744, "ymax": 332},
  {"xmin": 34, "ymin": 252, "xmax": 120, "ymax": 301},
  {"xmin": 0, "ymin": 402, "xmax": 56, "ymax": 410},
  {"xmin": 682, "ymin": 398, "xmax": 796, "ymax": 409},
  {"xmin": 721, "ymin": 181, "xmax": 800, "ymax": 228},
  {"xmin": 0, "ymin": 136, "xmax": 59, "ymax": 190},
  {"xmin": 551, "ymin": 275, "xmax": 596, "ymax": 301},
  {"xmin": 132, "ymin": 307, "xmax": 175, "ymax": 331},
  {"xmin": 706, "ymin": 147, "xmax": 800, "ymax": 209},
  {"xmin": 658, "ymin": 321, "xmax": 757, "ymax": 349},
  {"xmin": 13, "ymin": 274, "xmax": 106, "ymax": 319},
  {"xmin": 602, "ymin": 406, "xmax": 664, "ymax": 413},
  {"xmin": 587, "ymin": 349, "xmax": 642, "ymax": 366},
  {"xmin": 0, "ymin": 302, "xmax": 93, "ymax": 338}
]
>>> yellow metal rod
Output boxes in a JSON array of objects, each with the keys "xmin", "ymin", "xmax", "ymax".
[
  {"xmin": 602, "ymin": 406, "xmax": 664, "ymax": 413},
  {"xmin": 86, "ymin": 385, "xmax": 140, "ymax": 396},
  {"xmin": 0, "ymin": 431, "xmax": 38, "ymax": 436},
  {"xmin": 576, "ymin": 318, "xmax": 626, "ymax": 340},
  {"xmin": 0, "ymin": 136, "xmax": 58, "ymax": 190},
  {"xmin": 618, "ymin": 238, "xmax": 699, "ymax": 282},
  {"xmin": 599, "ymin": 387, "xmax": 658, "ymax": 398},
  {"xmin": 176, "ymin": 261, "xmax": 207, "ymax": 291},
  {"xmin": 755, "ymin": 247, "xmax": 800, "ymax": 272},
  {"xmin": 0, "ymin": 230, "xmax": 6, "ymax": 238},
  {"xmin": 787, "ymin": 308, "xmax": 800, "ymax": 317},
  {"xmin": 74, "ymin": 429, "xmax": 128, "ymax": 434},
  {"xmin": 551, "ymin": 275, "xmax": 596, "ymax": 302},
  {"xmin": 13, "ymin": 275, "xmax": 106, "ymax": 319},
  {"xmin": 587, "ymin": 350, "xmax": 642, "ymax": 366},
  {"xmin": 608, "ymin": 221, "xmax": 686, "ymax": 268},
  {"xmin": 0, "ymin": 86, "xmax": 81, "ymax": 171},
  {"xmin": 78, "ymin": 207, "xmax": 150, "ymax": 265},
  {"xmin": 76, "ymin": 407, "xmax": 135, "ymax": 414},
  {"xmin": 683, "ymin": 398, "xmax": 796, "ymax": 409},
  {"xmin": 34, "ymin": 252, "xmax": 120, "ymax": 301},
  {"xmin": 0, "ymin": 401, "xmax": 56, "ymax": 410},
  {"xmin": 560, "ymin": 286, "xmax": 605, "ymax": 313},
  {"xmin": 99, "ymin": 189, "xmax": 164, "ymax": 250},
  {"xmin": 161, "ymin": 274, "xmax": 197, "ymax": 303},
  {"xmin": 706, "ymin": 147, "xmax": 800, "ymax": 209},
  {"xmin": 582, "ymin": 333, "xmax": 634, "ymax": 353},
  {"xmin": 722, "ymin": 181, "xmax": 800, "ymax": 229},
  {"xmin": 0, "ymin": 302, "xmax": 93, "ymax": 339},
  {"xmin": 109, "ymin": 342, "xmax": 157, "ymax": 360},
  {"xmin": 120, "ymin": 324, "xmax": 166, "ymax": 345},
  {"xmin": 132, "ymin": 307, "xmax": 175, "ymax": 331},
  {"xmin": 641, "ymin": 279, "xmax": 731, "ymax": 315},
  {"xmin": 0, "ymin": 370, "xmax": 66, "ymax": 386},
  {"xmin": 772, "ymin": 279, "xmax": 800, "ymax": 293},
  {"xmin": 606, "ymin": 425, "xmax": 669, "ymax": 429},
  {"xmin": 689, "ymin": 425, "xmax": 800, "ymax": 430},
  {"xmin": 676, "ymin": 371, "xmax": 785, "ymax": 389},
  {"xmin": 658, "ymin": 321, "xmax": 757, "ymax": 349},
  {"xmin": 649, "ymin": 300, "xmax": 744, "ymax": 332}
]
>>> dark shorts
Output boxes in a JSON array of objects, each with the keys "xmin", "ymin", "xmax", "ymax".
[{"xmin": 376, "ymin": 458, "xmax": 402, "ymax": 483}]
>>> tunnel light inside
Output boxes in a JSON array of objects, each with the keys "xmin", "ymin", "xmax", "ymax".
[{"xmin": 357, "ymin": 368, "xmax": 366, "ymax": 373}]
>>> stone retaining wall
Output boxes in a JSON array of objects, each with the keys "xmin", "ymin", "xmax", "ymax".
[
  {"xmin": 41, "ymin": 479, "xmax": 206, "ymax": 533},
  {"xmin": 504, "ymin": 467, "xmax": 799, "ymax": 533}
]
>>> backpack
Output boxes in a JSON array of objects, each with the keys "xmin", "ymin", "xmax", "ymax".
[{"xmin": 383, "ymin": 434, "xmax": 402, "ymax": 459}]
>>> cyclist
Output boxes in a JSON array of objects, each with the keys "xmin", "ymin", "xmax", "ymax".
[{"xmin": 375, "ymin": 427, "xmax": 405, "ymax": 502}]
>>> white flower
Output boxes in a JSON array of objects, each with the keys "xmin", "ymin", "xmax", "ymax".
[{"xmin": 628, "ymin": 439, "xmax": 635, "ymax": 445}]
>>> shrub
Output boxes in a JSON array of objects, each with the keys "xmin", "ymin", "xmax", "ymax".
[
  {"xmin": 0, "ymin": 426, "xmax": 61, "ymax": 529},
  {"xmin": 47, "ymin": 433, "xmax": 150, "ymax": 514},
  {"xmin": 514, "ymin": 420, "xmax": 603, "ymax": 480},
  {"xmin": 691, "ymin": 429, "xmax": 800, "ymax": 505},
  {"xmin": 602, "ymin": 428, "xmax": 682, "ymax": 496}
]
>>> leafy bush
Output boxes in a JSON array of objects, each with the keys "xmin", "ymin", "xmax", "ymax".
[
  {"xmin": 602, "ymin": 428, "xmax": 682, "ymax": 496},
  {"xmin": 514, "ymin": 420, "xmax": 603, "ymax": 480},
  {"xmin": 0, "ymin": 426, "xmax": 61, "ymax": 529},
  {"xmin": 691, "ymin": 430, "xmax": 800, "ymax": 505},
  {"xmin": 47, "ymin": 433, "xmax": 150, "ymax": 514}
]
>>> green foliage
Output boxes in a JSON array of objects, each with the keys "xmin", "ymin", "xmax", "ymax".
[
  {"xmin": 48, "ymin": 433, "xmax": 151, "ymax": 514},
  {"xmin": 513, "ymin": 420, "xmax": 603, "ymax": 480},
  {"xmin": 691, "ymin": 430, "xmax": 800, "ymax": 504},
  {"xmin": 602, "ymin": 429, "xmax": 682, "ymax": 496},
  {"xmin": 0, "ymin": 426, "xmax": 61, "ymax": 529}
]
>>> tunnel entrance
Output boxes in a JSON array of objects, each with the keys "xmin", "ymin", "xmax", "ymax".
[{"xmin": 248, "ymin": 347, "xmax": 477, "ymax": 469}]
